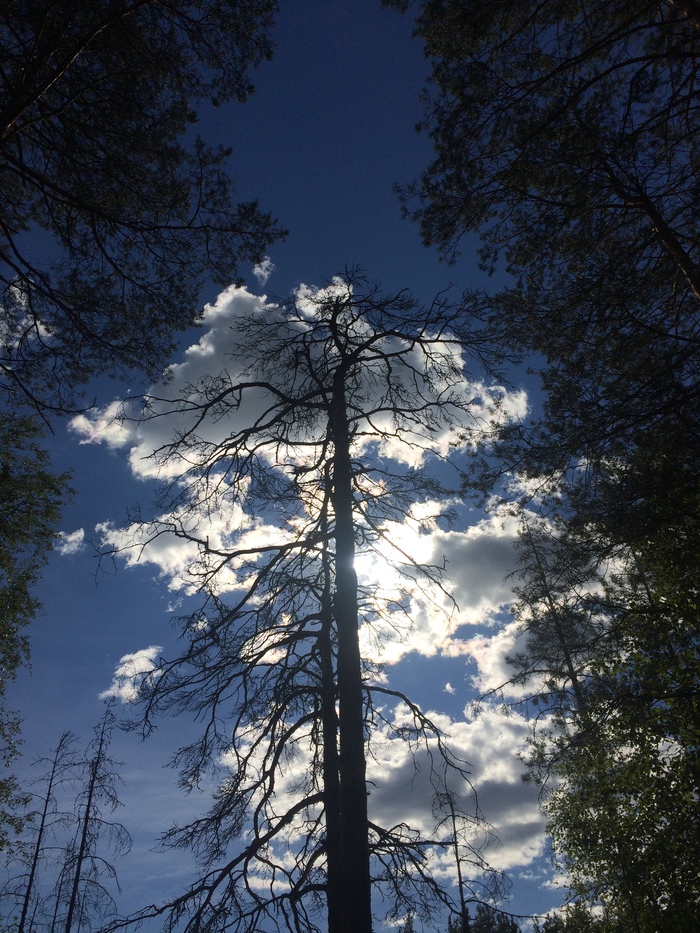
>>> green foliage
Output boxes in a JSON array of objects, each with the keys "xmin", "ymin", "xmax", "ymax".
[
  {"xmin": 0, "ymin": 0, "xmax": 283, "ymax": 850},
  {"xmin": 1, "ymin": 0, "xmax": 283, "ymax": 414},
  {"xmin": 441, "ymin": 903, "xmax": 523, "ymax": 933},
  {"xmin": 0, "ymin": 414, "xmax": 71, "ymax": 852},
  {"xmin": 533, "ymin": 901, "xmax": 610, "ymax": 932},
  {"xmin": 538, "ymin": 448, "xmax": 700, "ymax": 929},
  {"xmin": 468, "ymin": 903, "xmax": 521, "ymax": 933},
  {"xmin": 505, "ymin": 396, "xmax": 700, "ymax": 930},
  {"xmin": 392, "ymin": 0, "xmax": 700, "ymax": 926},
  {"xmin": 506, "ymin": 459, "xmax": 700, "ymax": 928}
]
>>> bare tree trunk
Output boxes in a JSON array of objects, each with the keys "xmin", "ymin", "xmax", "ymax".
[
  {"xmin": 444, "ymin": 789, "xmax": 470, "ymax": 933},
  {"xmin": 18, "ymin": 732, "xmax": 74, "ymax": 933},
  {"xmin": 330, "ymin": 368, "xmax": 372, "ymax": 933},
  {"xmin": 63, "ymin": 714, "xmax": 110, "ymax": 933},
  {"xmin": 320, "ymin": 498, "xmax": 343, "ymax": 933}
]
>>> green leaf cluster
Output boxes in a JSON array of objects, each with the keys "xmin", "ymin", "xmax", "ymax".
[
  {"xmin": 393, "ymin": 0, "xmax": 700, "ymax": 926},
  {"xmin": 0, "ymin": 414, "xmax": 71, "ymax": 851},
  {"xmin": 1, "ymin": 0, "xmax": 284, "ymax": 414}
]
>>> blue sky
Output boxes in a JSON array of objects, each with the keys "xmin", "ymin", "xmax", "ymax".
[{"xmin": 6, "ymin": 2, "xmax": 566, "ymax": 929}]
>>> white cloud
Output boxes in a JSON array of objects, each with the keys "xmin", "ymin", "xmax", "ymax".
[
  {"xmin": 93, "ymin": 478, "xmax": 296, "ymax": 596},
  {"xmin": 100, "ymin": 645, "xmax": 162, "ymax": 702},
  {"xmin": 66, "ymin": 283, "xmax": 526, "ymax": 641},
  {"xmin": 252, "ymin": 256, "xmax": 275, "ymax": 287},
  {"xmin": 70, "ymin": 282, "xmax": 527, "ymax": 480},
  {"xmin": 438, "ymin": 518, "xmax": 520, "ymax": 626},
  {"xmin": 293, "ymin": 277, "xmax": 348, "ymax": 318},
  {"xmin": 70, "ymin": 399, "xmax": 138, "ymax": 449},
  {"xmin": 210, "ymin": 698, "xmax": 544, "ymax": 891},
  {"xmin": 462, "ymin": 619, "xmax": 538, "ymax": 701},
  {"xmin": 56, "ymin": 528, "xmax": 85, "ymax": 555},
  {"xmin": 356, "ymin": 511, "xmax": 520, "ymax": 666},
  {"xmin": 365, "ymin": 703, "xmax": 545, "ymax": 878},
  {"xmin": 70, "ymin": 287, "xmax": 271, "ymax": 478}
]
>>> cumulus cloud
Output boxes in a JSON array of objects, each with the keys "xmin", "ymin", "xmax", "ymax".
[
  {"xmin": 70, "ymin": 282, "xmax": 526, "ymax": 478},
  {"xmin": 444, "ymin": 521, "xmax": 520, "ymax": 625},
  {"xmin": 252, "ymin": 256, "xmax": 275, "ymax": 287},
  {"xmin": 355, "ymin": 510, "xmax": 520, "ymax": 666},
  {"xmin": 66, "ymin": 283, "xmax": 529, "ymax": 677},
  {"xmin": 100, "ymin": 645, "xmax": 162, "ymax": 702},
  {"xmin": 217, "ymin": 698, "xmax": 543, "ymax": 886},
  {"xmin": 74, "ymin": 278, "xmax": 549, "ymax": 914},
  {"xmin": 224, "ymin": 697, "xmax": 542, "ymax": 881},
  {"xmin": 463, "ymin": 621, "xmax": 531, "ymax": 699},
  {"xmin": 56, "ymin": 528, "xmax": 85, "ymax": 555},
  {"xmin": 91, "ymin": 490, "xmax": 521, "ymax": 668},
  {"xmin": 455, "ymin": 711, "xmax": 545, "ymax": 869},
  {"xmin": 70, "ymin": 287, "xmax": 270, "ymax": 479},
  {"xmin": 94, "ymin": 482, "xmax": 296, "ymax": 595},
  {"xmin": 70, "ymin": 399, "xmax": 138, "ymax": 449},
  {"xmin": 382, "ymin": 704, "xmax": 546, "ymax": 874}
]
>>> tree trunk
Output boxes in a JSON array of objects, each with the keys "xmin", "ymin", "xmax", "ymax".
[
  {"xmin": 330, "ymin": 369, "xmax": 372, "ymax": 933},
  {"xmin": 320, "ymin": 502, "xmax": 343, "ymax": 933},
  {"xmin": 19, "ymin": 733, "xmax": 73, "ymax": 933},
  {"xmin": 63, "ymin": 715, "xmax": 109, "ymax": 933}
]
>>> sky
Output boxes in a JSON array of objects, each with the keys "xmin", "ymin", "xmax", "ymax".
[{"xmin": 5, "ymin": 2, "xmax": 566, "ymax": 929}]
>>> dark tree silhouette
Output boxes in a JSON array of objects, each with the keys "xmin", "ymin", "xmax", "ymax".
[
  {"xmin": 105, "ymin": 274, "xmax": 508, "ymax": 933},
  {"xmin": 386, "ymin": 1, "xmax": 700, "ymax": 924},
  {"xmin": 3, "ymin": 732, "xmax": 78, "ymax": 932},
  {"xmin": 1, "ymin": 0, "xmax": 283, "ymax": 417},
  {"xmin": 0, "ymin": 415, "xmax": 71, "ymax": 853},
  {"xmin": 60, "ymin": 708, "xmax": 130, "ymax": 933},
  {"xmin": 1, "ymin": 0, "xmax": 285, "ymax": 848},
  {"xmin": 1, "ymin": 710, "xmax": 131, "ymax": 933}
]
